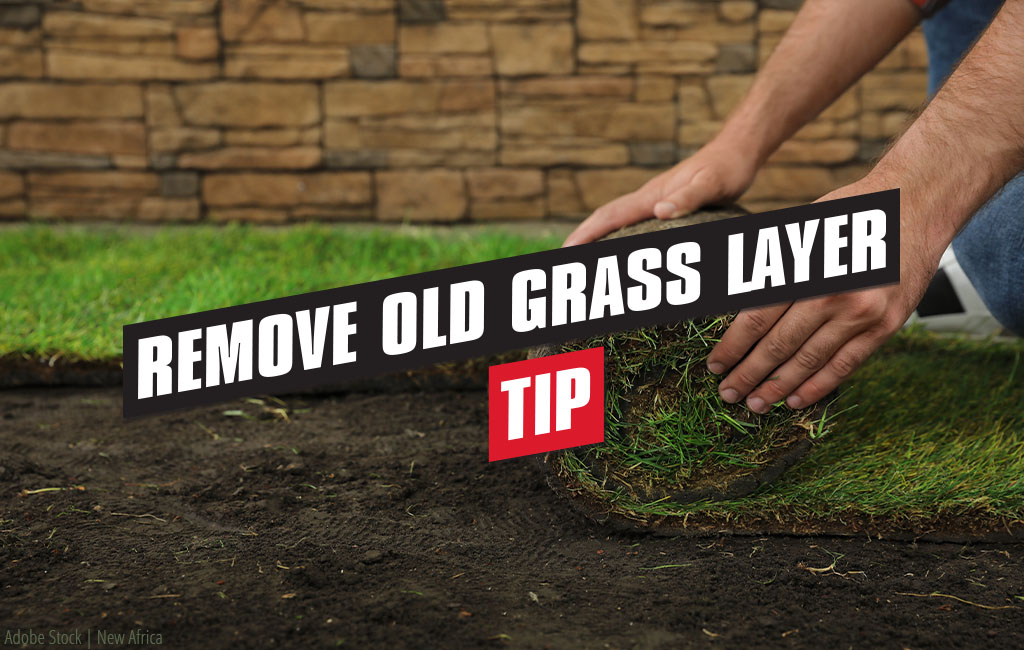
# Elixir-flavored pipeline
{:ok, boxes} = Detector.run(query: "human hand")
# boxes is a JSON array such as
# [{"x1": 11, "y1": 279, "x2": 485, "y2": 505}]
[
  {"x1": 562, "y1": 140, "x2": 758, "y2": 247},
  {"x1": 706, "y1": 176, "x2": 943, "y2": 413}
]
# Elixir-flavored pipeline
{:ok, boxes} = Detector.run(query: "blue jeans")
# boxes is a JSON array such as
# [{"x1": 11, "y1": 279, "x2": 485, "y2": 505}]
[{"x1": 924, "y1": 0, "x2": 1024, "y2": 335}]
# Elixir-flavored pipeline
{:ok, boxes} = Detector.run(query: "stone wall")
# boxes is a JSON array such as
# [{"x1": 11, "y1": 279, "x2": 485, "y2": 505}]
[{"x1": 0, "y1": 0, "x2": 928, "y2": 223}]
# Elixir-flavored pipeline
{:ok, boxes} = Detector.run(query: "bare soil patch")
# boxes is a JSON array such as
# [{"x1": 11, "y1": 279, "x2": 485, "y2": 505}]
[{"x1": 3, "y1": 387, "x2": 1023, "y2": 648}]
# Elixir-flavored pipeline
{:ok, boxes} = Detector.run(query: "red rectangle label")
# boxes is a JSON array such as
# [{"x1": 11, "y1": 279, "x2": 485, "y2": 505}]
[{"x1": 488, "y1": 347, "x2": 604, "y2": 462}]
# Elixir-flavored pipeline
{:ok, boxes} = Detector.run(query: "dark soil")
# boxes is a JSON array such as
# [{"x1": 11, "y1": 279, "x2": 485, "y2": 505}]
[{"x1": 3, "y1": 387, "x2": 1023, "y2": 649}]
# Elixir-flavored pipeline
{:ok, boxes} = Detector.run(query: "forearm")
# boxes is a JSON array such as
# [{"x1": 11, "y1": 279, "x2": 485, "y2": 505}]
[
  {"x1": 873, "y1": 0, "x2": 1024, "y2": 257},
  {"x1": 715, "y1": 0, "x2": 920, "y2": 165}
]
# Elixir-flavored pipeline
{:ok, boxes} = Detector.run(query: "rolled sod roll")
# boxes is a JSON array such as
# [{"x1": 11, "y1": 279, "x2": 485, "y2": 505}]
[{"x1": 534, "y1": 208, "x2": 829, "y2": 516}]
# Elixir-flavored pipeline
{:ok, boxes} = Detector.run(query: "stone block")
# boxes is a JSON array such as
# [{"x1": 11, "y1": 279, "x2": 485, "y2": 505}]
[
  {"x1": 82, "y1": 0, "x2": 219, "y2": 16},
  {"x1": 179, "y1": 146, "x2": 322, "y2": 169},
  {"x1": 27, "y1": 171, "x2": 159, "y2": 196},
  {"x1": 29, "y1": 197, "x2": 140, "y2": 220},
  {"x1": 138, "y1": 197, "x2": 201, "y2": 221},
  {"x1": 578, "y1": 40, "x2": 716, "y2": 66},
  {"x1": 0, "y1": 26, "x2": 40, "y2": 47},
  {"x1": 326, "y1": 113, "x2": 495, "y2": 155},
  {"x1": 203, "y1": 172, "x2": 372, "y2": 206},
  {"x1": 149, "y1": 152, "x2": 177, "y2": 170},
  {"x1": 42, "y1": 11, "x2": 173, "y2": 38},
  {"x1": 397, "y1": 0, "x2": 445, "y2": 23},
  {"x1": 860, "y1": 110, "x2": 911, "y2": 140},
  {"x1": 159, "y1": 172, "x2": 200, "y2": 197},
  {"x1": 8, "y1": 121, "x2": 146, "y2": 156},
  {"x1": 222, "y1": 0, "x2": 304, "y2": 42},
  {"x1": 716, "y1": 43, "x2": 756, "y2": 73},
  {"x1": 399, "y1": 23, "x2": 489, "y2": 53},
  {"x1": 635, "y1": 76, "x2": 674, "y2": 102},
  {"x1": 0, "y1": 151, "x2": 112, "y2": 169},
  {"x1": 144, "y1": 84, "x2": 180, "y2": 127},
  {"x1": 399, "y1": 54, "x2": 490, "y2": 77},
  {"x1": 290, "y1": 204, "x2": 374, "y2": 220},
  {"x1": 46, "y1": 38, "x2": 177, "y2": 58},
  {"x1": 719, "y1": 1, "x2": 756, "y2": 22},
  {"x1": 306, "y1": 12, "x2": 395, "y2": 43},
  {"x1": 113, "y1": 154, "x2": 149, "y2": 169},
  {"x1": 224, "y1": 128, "x2": 316, "y2": 147},
  {"x1": 0, "y1": 47, "x2": 43, "y2": 77},
  {"x1": 150, "y1": 127, "x2": 221, "y2": 152},
  {"x1": 744, "y1": 165, "x2": 834, "y2": 201},
  {"x1": 629, "y1": 141, "x2": 677, "y2": 166},
  {"x1": 0, "y1": 172, "x2": 24, "y2": 199},
  {"x1": 386, "y1": 149, "x2": 495, "y2": 167},
  {"x1": 677, "y1": 80, "x2": 712, "y2": 121},
  {"x1": 177, "y1": 82, "x2": 321, "y2": 127},
  {"x1": 325, "y1": 79, "x2": 493, "y2": 117},
  {"x1": 0, "y1": 4, "x2": 41, "y2": 28},
  {"x1": 906, "y1": 31, "x2": 928, "y2": 68},
  {"x1": 575, "y1": 167, "x2": 659, "y2": 210},
  {"x1": 640, "y1": 22, "x2": 756, "y2": 44},
  {"x1": 210, "y1": 207, "x2": 289, "y2": 223},
  {"x1": 640, "y1": 2, "x2": 716, "y2": 27},
  {"x1": 470, "y1": 198, "x2": 545, "y2": 220},
  {"x1": 758, "y1": 9, "x2": 795, "y2": 32},
  {"x1": 770, "y1": 139, "x2": 859, "y2": 164},
  {"x1": 0, "y1": 83, "x2": 143, "y2": 119},
  {"x1": 500, "y1": 143, "x2": 628, "y2": 167},
  {"x1": 466, "y1": 168, "x2": 543, "y2": 200},
  {"x1": 377, "y1": 169, "x2": 466, "y2": 221},
  {"x1": 0, "y1": 199, "x2": 26, "y2": 219},
  {"x1": 578, "y1": 0, "x2": 637, "y2": 40},
  {"x1": 501, "y1": 76, "x2": 633, "y2": 98},
  {"x1": 324, "y1": 149, "x2": 389, "y2": 168},
  {"x1": 677, "y1": 120, "x2": 722, "y2": 146},
  {"x1": 858, "y1": 140, "x2": 887, "y2": 163},
  {"x1": 860, "y1": 72, "x2": 928, "y2": 111},
  {"x1": 220, "y1": 0, "x2": 261, "y2": 40},
  {"x1": 500, "y1": 101, "x2": 673, "y2": 141},
  {"x1": 491, "y1": 22, "x2": 574, "y2": 76},
  {"x1": 47, "y1": 51, "x2": 219, "y2": 81},
  {"x1": 706, "y1": 74, "x2": 753, "y2": 118},
  {"x1": 351, "y1": 44, "x2": 397, "y2": 78},
  {"x1": 446, "y1": 0, "x2": 571, "y2": 21},
  {"x1": 820, "y1": 89, "x2": 859, "y2": 120},
  {"x1": 177, "y1": 26, "x2": 220, "y2": 60},
  {"x1": 224, "y1": 44, "x2": 350, "y2": 79},
  {"x1": 546, "y1": 169, "x2": 585, "y2": 217}
]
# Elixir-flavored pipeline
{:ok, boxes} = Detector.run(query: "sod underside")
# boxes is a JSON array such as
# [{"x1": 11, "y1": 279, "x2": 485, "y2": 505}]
[{"x1": 549, "y1": 330, "x2": 1024, "y2": 541}]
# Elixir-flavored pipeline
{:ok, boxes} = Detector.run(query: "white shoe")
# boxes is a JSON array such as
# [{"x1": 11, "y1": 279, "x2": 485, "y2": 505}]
[{"x1": 905, "y1": 246, "x2": 1006, "y2": 336}]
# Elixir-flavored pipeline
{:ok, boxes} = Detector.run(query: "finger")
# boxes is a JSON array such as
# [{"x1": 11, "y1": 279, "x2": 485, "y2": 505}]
[
  {"x1": 563, "y1": 186, "x2": 660, "y2": 247},
  {"x1": 744, "y1": 320, "x2": 868, "y2": 413},
  {"x1": 707, "y1": 304, "x2": 790, "y2": 375},
  {"x1": 716, "y1": 304, "x2": 830, "y2": 405},
  {"x1": 785, "y1": 334, "x2": 881, "y2": 409},
  {"x1": 652, "y1": 167, "x2": 716, "y2": 220}
]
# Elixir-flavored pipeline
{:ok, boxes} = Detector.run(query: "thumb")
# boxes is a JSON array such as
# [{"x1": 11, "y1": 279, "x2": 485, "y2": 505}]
[
  {"x1": 562, "y1": 185, "x2": 660, "y2": 247},
  {"x1": 652, "y1": 169, "x2": 720, "y2": 220}
]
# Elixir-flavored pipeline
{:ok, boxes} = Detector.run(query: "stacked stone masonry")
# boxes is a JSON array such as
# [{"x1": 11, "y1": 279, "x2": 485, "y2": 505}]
[{"x1": 0, "y1": 0, "x2": 929, "y2": 222}]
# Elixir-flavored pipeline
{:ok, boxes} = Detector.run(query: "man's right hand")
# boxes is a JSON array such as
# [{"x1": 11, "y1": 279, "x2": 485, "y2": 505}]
[{"x1": 562, "y1": 140, "x2": 758, "y2": 247}]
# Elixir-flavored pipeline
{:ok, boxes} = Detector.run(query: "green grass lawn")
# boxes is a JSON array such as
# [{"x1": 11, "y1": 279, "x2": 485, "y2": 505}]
[
  {"x1": 0, "y1": 224, "x2": 563, "y2": 360},
  {"x1": 556, "y1": 328, "x2": 1024, "y2": 529},
  {"x1": 3, "y1": 223, "x2": 1021, "y2": 531}
]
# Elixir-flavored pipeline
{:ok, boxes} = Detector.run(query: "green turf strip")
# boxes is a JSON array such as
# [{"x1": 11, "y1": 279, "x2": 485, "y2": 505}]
[
  {"x1": 0, "y1": 224, "x2": 562, "y2": 360},
  {"x1": 556, "y1": 329, "x2": 1024, "y2": 528},
  {"x1": 2, "y1": 224, "x2": 1022, "y2": 529}
]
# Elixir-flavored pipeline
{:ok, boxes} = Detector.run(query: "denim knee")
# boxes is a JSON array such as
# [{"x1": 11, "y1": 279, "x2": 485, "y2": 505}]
[{"x1": 952, "y1": 173, "x2": 1024, "y2": 336}]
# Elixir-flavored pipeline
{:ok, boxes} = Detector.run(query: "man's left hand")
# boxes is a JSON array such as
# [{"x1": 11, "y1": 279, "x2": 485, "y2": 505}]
[{"x1": 705, "y1": 178, "x2": 942, "y2": 412}]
